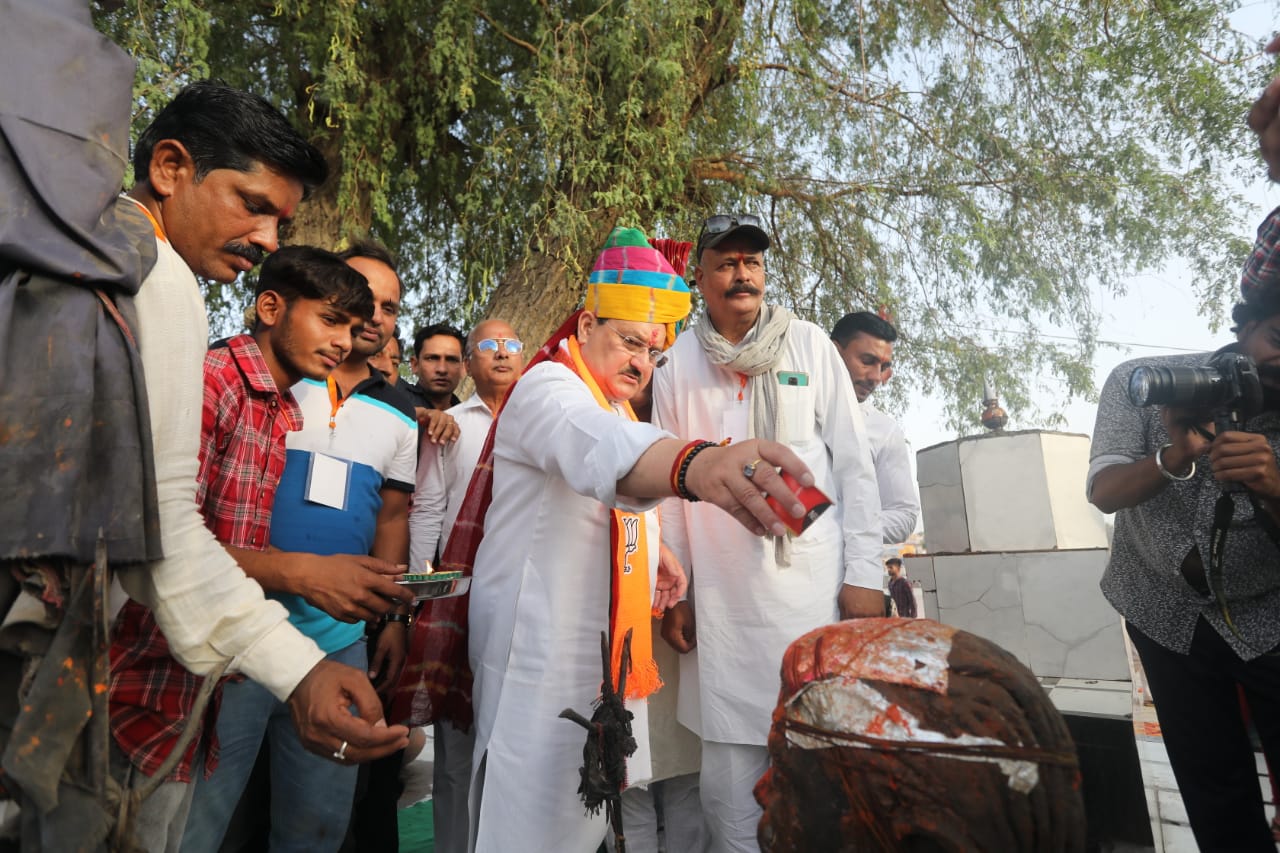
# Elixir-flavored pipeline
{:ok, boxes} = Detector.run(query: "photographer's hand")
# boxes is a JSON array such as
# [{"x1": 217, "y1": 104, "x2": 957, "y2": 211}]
[
  {"x1": 1160, "y1": 407, "x2": 1213, "y2": 472},
  {"x1": 1248, "y1": 36, "x2": 1280, "y2": 182},
  {"x1": 1207, "y1": 431, "x2": 1280, "y2": 499},
  {"x1": 1089, "y1": 407, "x2": 1210, "y2": 514}
]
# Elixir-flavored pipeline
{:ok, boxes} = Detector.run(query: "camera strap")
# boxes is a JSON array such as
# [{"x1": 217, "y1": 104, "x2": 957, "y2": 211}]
[
  {"x1": 1207, "y1": 493, "x2": 1240, "y2": 638},
  {"x1": 1207, "y1": 489, "x2": 1280, "y2": 654}
]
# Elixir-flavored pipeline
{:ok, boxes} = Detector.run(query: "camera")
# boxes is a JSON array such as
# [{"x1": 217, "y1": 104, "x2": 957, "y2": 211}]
[{"x1": 1127, "y1": 351, "x2": 1264, "y2": 430}]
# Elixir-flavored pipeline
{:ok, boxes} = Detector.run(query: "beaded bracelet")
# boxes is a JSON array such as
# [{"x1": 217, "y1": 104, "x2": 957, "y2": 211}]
[
  {"x1": 676, "y1": 440, "x2": 720, "y2": 502},
  {"x1": 669, "y1": 440, "x2": 705, "y2": 495}
]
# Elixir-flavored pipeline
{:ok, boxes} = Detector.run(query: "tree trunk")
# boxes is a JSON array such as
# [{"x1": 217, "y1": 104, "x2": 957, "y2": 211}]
[
  {"x1": 285, "y1": 127, "x2": 372, "y2": 253},
  {"x1": 482, "y1": 215, "x2": 618, "y2": 350}
]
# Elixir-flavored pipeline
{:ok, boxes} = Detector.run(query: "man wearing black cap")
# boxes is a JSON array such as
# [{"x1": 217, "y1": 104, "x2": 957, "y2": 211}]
[
  {"x1": 1087, "y1": 218, "x2": 1280, "y2": 848},
  {"x1": 652, "y1": 214, "x2": 884, "y2": 852}
]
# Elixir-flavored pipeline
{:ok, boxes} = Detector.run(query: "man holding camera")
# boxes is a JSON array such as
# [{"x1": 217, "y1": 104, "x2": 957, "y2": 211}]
[{"x1": 1087, "y1": 234, "x2": 1280, "y2": 850}]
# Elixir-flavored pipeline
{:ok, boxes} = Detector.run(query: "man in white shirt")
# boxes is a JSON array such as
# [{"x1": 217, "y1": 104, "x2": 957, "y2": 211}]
[
  {"x1": 653, "y1": 214, "x2": 883, "y2": 852},
  {"x1": 408, "y1": 318, "x2": 524, "y2": 853},
  {"x1": 830, "y1": 311, "x2": 920, "y2": 544},
  {"x1": 116, "y1": 81, "x2": 410, "y2": 843}
]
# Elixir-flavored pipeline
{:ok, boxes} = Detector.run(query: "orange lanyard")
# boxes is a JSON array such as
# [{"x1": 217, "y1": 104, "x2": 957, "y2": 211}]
[
  {"x1": 326, "y1": 376, "x2": 347, "y2": 431},
  {"x1": 122, "y1": 196, "x2": 167, "y2": 242},
  {"x1": 736, "y1": 373, "x2": 748, "y2": 402}
]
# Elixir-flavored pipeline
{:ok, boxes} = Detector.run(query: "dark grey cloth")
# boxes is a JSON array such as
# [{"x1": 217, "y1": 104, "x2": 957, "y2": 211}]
[
  {"x1": 0, "y1": 3, "x2": 162, "y2": 850},
  {"x1": 402, "y1": 381, "x2": 460, "y2": 411},
  {"x1": 0, "y1": 0, "x2": 161, "y2": 565},
  {"x1": 1090, "y1": 352, "x2": 1280, "y2": 660}
]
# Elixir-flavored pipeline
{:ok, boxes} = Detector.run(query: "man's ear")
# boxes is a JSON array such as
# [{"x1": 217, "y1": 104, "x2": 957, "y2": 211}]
[
  {"x1": 577, "y1": 311, "x2": 597, "y2": 343},
  {"x1": 146, "y1": 139, "x2": 196, "y2": 199},
  {"x1": 254, "y1": 290, "x2": 286, "y2": 330}
]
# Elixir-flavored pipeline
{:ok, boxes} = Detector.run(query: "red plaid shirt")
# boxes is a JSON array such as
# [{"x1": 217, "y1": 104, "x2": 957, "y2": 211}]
[{"x1": 109, "y1": 334, "x2": 301, "y2": 780}]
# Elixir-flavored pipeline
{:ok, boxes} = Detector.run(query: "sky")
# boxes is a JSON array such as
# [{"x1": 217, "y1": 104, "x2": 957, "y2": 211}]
[{"x1": 894, "y1": 5, "x2": 1280, "y2": 462}]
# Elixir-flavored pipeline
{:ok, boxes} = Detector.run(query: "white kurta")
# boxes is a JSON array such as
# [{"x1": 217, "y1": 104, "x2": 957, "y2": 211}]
[
  {"x1": 652, "y1": 317, "x2": 881, "y2": 746},
  {"x1": 409, "y1": 393, "x2": 495, "y2": 569},
  {"x1": 467, "y1": 361, "x2": 672, "y2": 853},
  {"x1": 860, "y1": 399, "x2": 920, "y2": 544}
]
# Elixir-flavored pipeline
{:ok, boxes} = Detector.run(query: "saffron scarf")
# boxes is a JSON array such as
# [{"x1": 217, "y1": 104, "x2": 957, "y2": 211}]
[
  {"x1": 550, "y1": 334, "x2": 662, "y2": 700},
  {"x1": 389, "y1": 310, "x2": 661, "y2": 728}
]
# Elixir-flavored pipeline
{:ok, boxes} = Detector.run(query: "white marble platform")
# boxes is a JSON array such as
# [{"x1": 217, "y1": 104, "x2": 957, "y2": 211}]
[
  {"x1": 907, "y1": 548, "x2": 1129, "y2": 681},
  {"x1": 916, "y1": 430, "x2": 1109, "y2": 554}
]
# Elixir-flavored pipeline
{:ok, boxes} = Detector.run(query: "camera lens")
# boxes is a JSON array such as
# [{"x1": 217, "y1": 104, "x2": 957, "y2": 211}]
[
  {"x1": 1126, "y1": 364, "x2": 1229, "y2": 409},
  {"x1": 1128, "y1": 368, "x2": 1155, "y2": 407}
]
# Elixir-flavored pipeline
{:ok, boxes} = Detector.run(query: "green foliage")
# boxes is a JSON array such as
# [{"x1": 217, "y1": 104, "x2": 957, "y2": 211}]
[{"x1": 95, "y1": 0, "x2": 1263, "y2": 431}]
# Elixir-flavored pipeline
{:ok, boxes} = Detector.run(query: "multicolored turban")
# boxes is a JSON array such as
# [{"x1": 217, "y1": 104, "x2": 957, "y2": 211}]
[
  {"x1": 1241, "y1": 205, "x2": 1280, "y2": 303},
  {"x1": 586, "y1": 227, "x2": 692, "y2": 349}
]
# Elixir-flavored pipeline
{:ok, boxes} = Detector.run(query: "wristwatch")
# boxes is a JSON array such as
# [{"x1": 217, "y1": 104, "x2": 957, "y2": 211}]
[{"x1": 383, "y1": 612, "x2": 412, "y2": 627}]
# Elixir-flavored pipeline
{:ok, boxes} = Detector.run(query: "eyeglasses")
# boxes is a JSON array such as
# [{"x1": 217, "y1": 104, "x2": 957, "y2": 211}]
[
  {"x1": 603, "y1": 323, "x2": 668, "y2": 368},
  {"x1": 696, "y1": 213, "x2": 764, "y2": 250},
  {"x1": 470, "y1": 337, "x2": 524, "y2": 356}
]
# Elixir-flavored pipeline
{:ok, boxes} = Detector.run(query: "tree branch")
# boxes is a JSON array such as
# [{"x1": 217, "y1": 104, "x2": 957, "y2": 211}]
[{"x1": 476, "y1": 8, "x2": 539, "y2": 56}]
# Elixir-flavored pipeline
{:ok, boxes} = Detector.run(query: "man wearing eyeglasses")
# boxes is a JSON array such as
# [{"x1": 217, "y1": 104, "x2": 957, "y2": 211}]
[
  {"x1": 652, "y1": 213, "x2": 883, "y2": 852},
  {"x1": 407, "y1": 318, "x2": 524, "y2": 853},
  {"x1": 391, "y1": 226, "x2": 819, "y2": 853}
]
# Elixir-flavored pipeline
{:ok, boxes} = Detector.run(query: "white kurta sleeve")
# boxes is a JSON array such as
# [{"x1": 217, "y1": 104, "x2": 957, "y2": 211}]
[
  {"x1": 870, "y1": 412, "x2": 920, "y2": 544},
  {"x1": 813, "y1": 336, "x2": 883, "y2": 589},
  {"x1": 410, "y1": 441, "x2": 448, "y2": 570},
  {"x1": 499, "y1": 364, "x2": 673, "y2": 510},
  {"x1": 121, "y1": 243, "x2": 324, "y2": 701},
  {"x1": 651, "y1": 367, "x2": 694, "y2": 591}
]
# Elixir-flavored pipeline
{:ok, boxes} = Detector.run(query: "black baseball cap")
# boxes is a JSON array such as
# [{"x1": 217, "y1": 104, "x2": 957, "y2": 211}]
[{"x1": 695, "y1": 213, "x2": 772, "y2": 257}]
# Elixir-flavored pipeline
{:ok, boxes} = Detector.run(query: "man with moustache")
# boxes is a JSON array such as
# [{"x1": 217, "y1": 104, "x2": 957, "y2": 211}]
[
  {"x1": 109, "y1": 247, "x2": 374, "y2": 850},
  {"x1": 1087, "y1": 215, "x2": 1280, "y2": 850},
  {"x1": 831, "y1": 311, "x2": 919, "y2": 544},
  {"x1": 0, "y1": 10, "x2": 407, "y2": 845},
  {"x1": 120, "y1": 86, "x2": 407, "y2": 770},
  {"x1": 179, "y1": 239, "x2": 418, "y2": 851},
  {"x1": 458, "y1": 227, "x2": 816, "y2": 853},
  {"x1": 408, "y1": 324, "x2": 468, "y2": 412},
  {"x1": 408, "y1": 318, "x2": 525, "y2": 853},
  {"x1": 652, "y1": 214, "x2": 883, "y2": 852}
]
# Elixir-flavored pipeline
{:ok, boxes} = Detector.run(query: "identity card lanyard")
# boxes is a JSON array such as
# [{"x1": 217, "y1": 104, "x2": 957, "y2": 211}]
[{"x1": 327, "y1": 375, "x2": 347, "y2": 433}]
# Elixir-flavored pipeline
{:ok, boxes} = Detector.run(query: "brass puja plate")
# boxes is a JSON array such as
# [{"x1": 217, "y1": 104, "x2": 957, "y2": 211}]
[{"x1": 395, "y1": 571, "x2": 470, "y2": 602}]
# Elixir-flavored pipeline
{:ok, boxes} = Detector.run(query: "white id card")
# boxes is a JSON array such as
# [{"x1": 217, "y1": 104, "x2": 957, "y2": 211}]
[{"x1": 305, "y1": 451, "x2": 351, "y2": 510}]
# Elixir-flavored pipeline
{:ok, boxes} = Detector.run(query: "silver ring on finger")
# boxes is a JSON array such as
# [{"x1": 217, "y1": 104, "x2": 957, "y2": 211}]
[{"x1": 333, "y1": 740, "x2": 349, "y2": 761}]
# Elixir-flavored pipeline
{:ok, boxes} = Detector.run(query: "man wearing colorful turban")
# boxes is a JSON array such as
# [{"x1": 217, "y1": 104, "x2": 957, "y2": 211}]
[{"x1": 402, "y1": 227, "x2": 818, "y2": 852}]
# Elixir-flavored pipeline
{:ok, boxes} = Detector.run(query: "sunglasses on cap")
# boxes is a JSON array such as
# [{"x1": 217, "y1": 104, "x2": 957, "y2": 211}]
[
  {"x1": 470, "y1": 337, "x2": 524, "y2": 355},
  {"x1": 696, "y1": 213, "x2": 769, "y2": 254}
]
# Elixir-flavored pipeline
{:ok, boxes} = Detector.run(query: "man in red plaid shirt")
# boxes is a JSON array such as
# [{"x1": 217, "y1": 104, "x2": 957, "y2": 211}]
[{"x1": 109, "y1": 246, "x2": 374, "y2": 848}]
